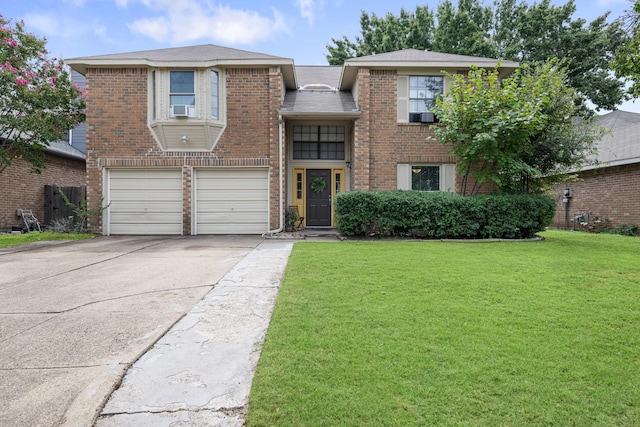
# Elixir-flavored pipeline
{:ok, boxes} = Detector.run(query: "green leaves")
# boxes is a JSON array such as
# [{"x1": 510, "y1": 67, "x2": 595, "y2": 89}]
[
  {"x1": 0, "y1": 14, "x2": 86, "y2": 174},
  {"x1": 432, "y1": 60, "x2": 603, "y2": 195},
  {"x1": 325, "y1": 0, "x2": 627, "y2": 110}
]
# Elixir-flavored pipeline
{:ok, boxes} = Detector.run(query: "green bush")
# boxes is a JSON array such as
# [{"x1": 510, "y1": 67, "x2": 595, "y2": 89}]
[{"x1": 335, "y1": 191, "x2": 556, "y2": 239}]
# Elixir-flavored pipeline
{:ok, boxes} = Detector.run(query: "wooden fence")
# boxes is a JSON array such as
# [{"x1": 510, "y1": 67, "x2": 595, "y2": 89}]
[{"x1": 44, "y1": 185, "x2": 86, "y2": 227}]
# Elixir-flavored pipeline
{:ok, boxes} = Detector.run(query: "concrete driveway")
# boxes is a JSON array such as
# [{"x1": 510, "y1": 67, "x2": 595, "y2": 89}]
[{"x1": 0, "y1": 235, "x2": 266, "y2": 427}]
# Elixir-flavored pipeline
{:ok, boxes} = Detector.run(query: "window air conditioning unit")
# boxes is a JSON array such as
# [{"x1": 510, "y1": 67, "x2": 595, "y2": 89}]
[
  {"x1": 170, "y1": 105, "x2": 191, "y2": 117},
  {"x1": 420, "y1": 112, "x2": 435, "y2": 123}
]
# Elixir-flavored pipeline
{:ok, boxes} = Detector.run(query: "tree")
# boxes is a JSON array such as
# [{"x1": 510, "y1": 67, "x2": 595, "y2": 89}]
[
  {"x1": 0, "y1": 14, "x2": 85, "y2": 174},
  {"x1": 431, "y1": 60, "x2": 603, "y2": 195},
  {"x1": 325, "y1": 6, "x2": 435, "y2": 65},
  {"x1": 433, "y1": 0, "x2": 496, "y2": 58},
  {"x1": 325, "y1": 0, "x2": 627, "y2": 111},
  {"x1": 611, "y1": 0, "x2": 640, "y2": 97}
]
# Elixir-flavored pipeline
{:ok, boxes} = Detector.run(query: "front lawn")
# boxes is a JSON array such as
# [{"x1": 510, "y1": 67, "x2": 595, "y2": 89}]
[
  {"x1": 0, "y1": 231, "x2": 95, "y2": 248},
  {"x1": 247, "y1": 230, "x2": 640, "y2": 426}
]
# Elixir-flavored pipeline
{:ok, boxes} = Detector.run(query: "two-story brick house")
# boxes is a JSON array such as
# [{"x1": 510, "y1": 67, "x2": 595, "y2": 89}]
[{"x1": 66, "y1": 45, "x2": 517, "y2": 235}]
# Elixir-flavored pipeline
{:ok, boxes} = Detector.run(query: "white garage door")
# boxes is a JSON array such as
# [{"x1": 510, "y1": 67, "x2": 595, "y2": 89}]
[
  {"x1": 108, "y1": 169, "x2": 182, "y2": 235},
  {"x1": 195, "y1": 168, "x2": 269, "y2": 234}
]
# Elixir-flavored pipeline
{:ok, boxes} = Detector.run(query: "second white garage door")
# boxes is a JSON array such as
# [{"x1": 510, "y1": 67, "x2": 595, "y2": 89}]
[{"x1": 194, "y1": 168, "x2": 269, "y2": 234}]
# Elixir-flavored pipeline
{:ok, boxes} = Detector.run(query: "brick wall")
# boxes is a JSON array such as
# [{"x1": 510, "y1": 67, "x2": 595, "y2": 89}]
[
  {"x1": 0, "y1": 154, "x2": 85, "y2": 230},
  {"x1": 356, "y1": 68, "x2": 484, "y2": 194},
  {"x1": 551, "y1": 162, "x2": 640, "y2": 229},
  {"x1": 84, "y1": 66, "x2": 281, "y2": 234}
]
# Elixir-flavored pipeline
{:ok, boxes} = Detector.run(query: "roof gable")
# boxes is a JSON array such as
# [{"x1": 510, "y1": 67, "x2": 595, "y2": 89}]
[
  {"x1": 339, "y1": 49, "x2": 519, "y2": 89},
  {"x1": 66, "y1": 44, "x2": 297, "y2": 88}
]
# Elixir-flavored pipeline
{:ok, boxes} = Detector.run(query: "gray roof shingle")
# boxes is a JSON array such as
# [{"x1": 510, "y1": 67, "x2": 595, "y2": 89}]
[
  {"x1": 68, "y1": 44, "x2": 290, "y2": 62},
  {"x1": 592, "y1": 110, "x2": 640, "y2": 166}
]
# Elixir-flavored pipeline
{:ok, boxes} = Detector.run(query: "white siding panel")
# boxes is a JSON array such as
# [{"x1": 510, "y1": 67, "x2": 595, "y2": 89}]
[
  {"x1": 195, "y1": 168, "x2": 268, "y2": 235},
  {"x1": 108, "y1": 169, "x2": 182, "y2": 235}
]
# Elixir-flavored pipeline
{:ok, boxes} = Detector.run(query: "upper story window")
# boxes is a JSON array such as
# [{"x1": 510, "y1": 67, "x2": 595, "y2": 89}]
[
  {"x1": 408, "y1": 76, "x2": 443, "y2": 123},
  {"x1": 211, "y1": 70, "x2": 219, "y2": 120},
  {"x1": 170, "y1": 71, "x2": 195, "y2": 106},
  {"x1": 293, "y1": 125, "x2": 345, "y2": 160}
]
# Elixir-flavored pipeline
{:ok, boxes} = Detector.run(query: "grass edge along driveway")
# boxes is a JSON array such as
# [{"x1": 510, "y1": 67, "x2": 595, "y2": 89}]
[{"x1": 247, "y1": 230, "x2": 639, "y2": 426}]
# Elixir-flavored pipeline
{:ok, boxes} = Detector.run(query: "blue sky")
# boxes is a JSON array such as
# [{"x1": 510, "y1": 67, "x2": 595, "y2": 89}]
[{"x1": 2, "y1": 0, "x2": 639, "y2": 112}]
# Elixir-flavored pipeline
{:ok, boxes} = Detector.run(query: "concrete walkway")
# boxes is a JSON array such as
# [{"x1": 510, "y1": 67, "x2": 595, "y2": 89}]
[{"x1": 95, "y1": 241, "x2": 294, "y2": 426}]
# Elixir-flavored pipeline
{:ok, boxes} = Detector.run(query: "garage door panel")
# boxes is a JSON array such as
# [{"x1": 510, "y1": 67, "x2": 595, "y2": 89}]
[
  {"x1": 197, "y1": 179, "x2": 268, "y2": 190},
  {"x1": 196, "y1": 190, "x2": 265, "y2": 201},
  {"x1": 110, "y1": 212, "x2": 182, "y2": 223},
  {"x1": 109, "y1": 191, "x2": 182, "y2": 202},
  {"x1": 109, "y1": 223, "x2": 182, "y2": 235},
  {"x1": 197, "y1": 200, "x2": 268, "y2": 211},
  {"x1": 195, "y1": 168, "x2": 268, "y2": 235},
  {"x1": 108, "y1": 169, "x2": 182, "y2": 235}
]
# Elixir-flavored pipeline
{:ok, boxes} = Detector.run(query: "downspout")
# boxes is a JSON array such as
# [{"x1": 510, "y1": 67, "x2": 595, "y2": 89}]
[{"x1": 265, "y1": 114, "x2": 284, "y2": 235}]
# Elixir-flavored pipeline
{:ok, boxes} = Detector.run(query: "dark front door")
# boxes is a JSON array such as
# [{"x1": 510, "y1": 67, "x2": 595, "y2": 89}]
[{"x1": 306, "y1": 169, "x2": 332, "y2": 226}]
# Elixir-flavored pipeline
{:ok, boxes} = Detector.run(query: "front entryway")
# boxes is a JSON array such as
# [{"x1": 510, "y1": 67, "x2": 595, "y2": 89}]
[{"x1": 306, "y1": 169, "x2": 332, "y2": 226}]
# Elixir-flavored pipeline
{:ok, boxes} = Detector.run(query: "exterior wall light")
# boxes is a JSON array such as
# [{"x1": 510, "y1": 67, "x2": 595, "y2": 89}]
[{"x1": 180, "y1": 135, "x2": 189, "y2": 143}]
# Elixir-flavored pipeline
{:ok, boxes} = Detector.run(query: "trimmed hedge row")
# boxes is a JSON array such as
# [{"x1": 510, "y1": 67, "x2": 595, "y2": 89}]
[{"x1": 334, "y1": 191, "x2": 556, "y2": 239}]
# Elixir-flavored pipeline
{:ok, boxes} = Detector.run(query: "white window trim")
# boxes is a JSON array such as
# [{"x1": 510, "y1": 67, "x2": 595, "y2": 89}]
[
  {"x1": 397, "y1": 163, "x2": 456, "y2": 192},
  {"x1": 148, "y1": 68, "x2": 225, "y2": 122},
  {"x1": 397, "y1": 74, "x2": 449, "y2": 124}
]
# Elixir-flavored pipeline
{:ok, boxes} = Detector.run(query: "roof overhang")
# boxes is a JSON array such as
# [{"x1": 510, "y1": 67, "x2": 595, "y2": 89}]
[
  {"x1": 339, "y1": 59, "x2": 519, "y2": 90},
  {"x1": 579, "y1": 156, "x2": 640, "y2": 172},
  {"x1": 66, "y1": 58, "x2": 297, "y2": 89},
  {"x1": 279, "y1": 111, "x2": 361, "y2": 119}
]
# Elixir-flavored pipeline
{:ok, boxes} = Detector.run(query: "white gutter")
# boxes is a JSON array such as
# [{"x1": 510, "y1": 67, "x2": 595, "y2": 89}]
[{"x1": 265, "y1": 114, "x2": 284, "y2": 235}]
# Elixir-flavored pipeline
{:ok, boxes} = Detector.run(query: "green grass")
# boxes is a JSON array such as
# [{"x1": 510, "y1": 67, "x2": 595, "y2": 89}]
[
  {"x1": 247, "y1": 230, "x2": 640, "y2": 426},
  {"x1": 0, "y1": 231, "x2": 95, "y2": 248}
]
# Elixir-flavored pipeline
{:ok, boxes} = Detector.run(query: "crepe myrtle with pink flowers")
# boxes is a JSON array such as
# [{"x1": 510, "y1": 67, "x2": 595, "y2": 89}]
[{"x1": 0, "y1": 14, "x2": 85, "y2": 174}]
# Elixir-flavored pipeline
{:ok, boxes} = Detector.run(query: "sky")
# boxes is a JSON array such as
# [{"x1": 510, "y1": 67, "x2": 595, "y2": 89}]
[{"x1": 2, "y1": 0, "x2": 639, "y2": 112}]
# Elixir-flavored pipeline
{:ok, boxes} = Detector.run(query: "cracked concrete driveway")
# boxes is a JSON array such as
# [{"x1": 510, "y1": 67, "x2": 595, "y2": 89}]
[{"x1": 0, "y1": 235, "x2": 264, "y2": 427}]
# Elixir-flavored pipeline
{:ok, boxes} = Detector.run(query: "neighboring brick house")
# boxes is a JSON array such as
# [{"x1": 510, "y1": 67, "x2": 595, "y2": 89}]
[
  {"x1": 0, "y1": 70, "x2": 87, "y2": 231},
  {"x1": 0, "y1": 141, "x2": 85, "y2": 231},
  {"x1": 552, "y1": 110, "x2": 640, "y2": 230},
  {"x1": 66, "y1": 45, "x2": 517, "y2": 235}
]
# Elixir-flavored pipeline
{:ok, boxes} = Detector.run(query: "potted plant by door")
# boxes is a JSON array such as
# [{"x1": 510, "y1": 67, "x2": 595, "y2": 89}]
[{"x1": 285, "y1": 208, "x2": 300, "y2": 232}]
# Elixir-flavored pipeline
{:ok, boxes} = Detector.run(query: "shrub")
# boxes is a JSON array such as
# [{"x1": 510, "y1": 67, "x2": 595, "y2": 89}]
[{"x1": 335, "y1": 191, "x2": 555, "y2": 239}]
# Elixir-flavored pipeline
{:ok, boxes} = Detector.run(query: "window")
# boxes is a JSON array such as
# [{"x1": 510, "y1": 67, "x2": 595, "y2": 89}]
[
  {"x1": 293, "y1": 125, "x2": 345, "y2": 160},
  {"x1": 211, "y1": 70, "x2": 219, "y2": 119},
  {"x1": 397, "y1": 164, "x2": 456, "y2": 192},
  {"x1": 409, "y1": 76, "x2": 443, "y2": 123},
  {"x1": 412, "y1": 166, "x2": 440, "y2": 191},
  {"x1": 170, "y1": 71, "x2": 195, "y2": 106}
]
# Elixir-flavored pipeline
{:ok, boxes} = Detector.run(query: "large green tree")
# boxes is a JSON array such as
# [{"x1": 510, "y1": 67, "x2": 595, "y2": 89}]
[
  {"x1": 433, "y1": 0, "x2": 495, "y2": 57},
  {"x1": 326, "y1": 6, "x2": 435, "y2": 64},
  {"x1": 0, "y1": 14, "x2": 85, "y2": 174},
  {"x1": 326, "y1": 0, "x2": 628, "y2": 111},
  {"x1": 431, "y1": 61, "x2": 603, "y2": 195},
  {"x1": 611, "y1": 0, "x2": 640, "y2": 97}
]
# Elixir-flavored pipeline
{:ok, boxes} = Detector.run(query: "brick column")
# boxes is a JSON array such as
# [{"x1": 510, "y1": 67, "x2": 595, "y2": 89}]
[
  {"x1": 182, "y1": 165, "x2": 192, "y2": 235},
  {"x1": 353, "y1": 68, "x2": 370, "y2": 191},
  {"x1": 269, "y1": 66, "x2": 284, "y2": 230}
]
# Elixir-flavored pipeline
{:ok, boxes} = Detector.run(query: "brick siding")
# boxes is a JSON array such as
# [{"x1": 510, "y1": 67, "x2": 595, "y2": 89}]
[
  {"x1": 355, "y1": 68, "x2": 483, "y2": 194},
  {"x1": 84, "y1": 66, "x2": 282, "y2": 234},
  {"x1": 0, "y1": 154, "x2": 85, "y2": 230},
  {"x1": 551, "y1": 163, "x2": 640, "y2": 229}
]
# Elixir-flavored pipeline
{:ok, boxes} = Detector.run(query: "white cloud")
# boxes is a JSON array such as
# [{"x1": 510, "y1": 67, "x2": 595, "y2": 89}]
[
  {"x1": 294, "y1": 0, "x2": 316, "y2": 24},
  {"x1": 126, "y1": 0, "x2": 290, "y2": 45},
  {"x1": 63, "y1": 0, "x2": 87, "y2": 6},
  {"x1": 596, "y1": 0, "x2": 627, "y2": 6},
  {"x1": 23, "y1": 12, "x2": 63, "y2": 38}
]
